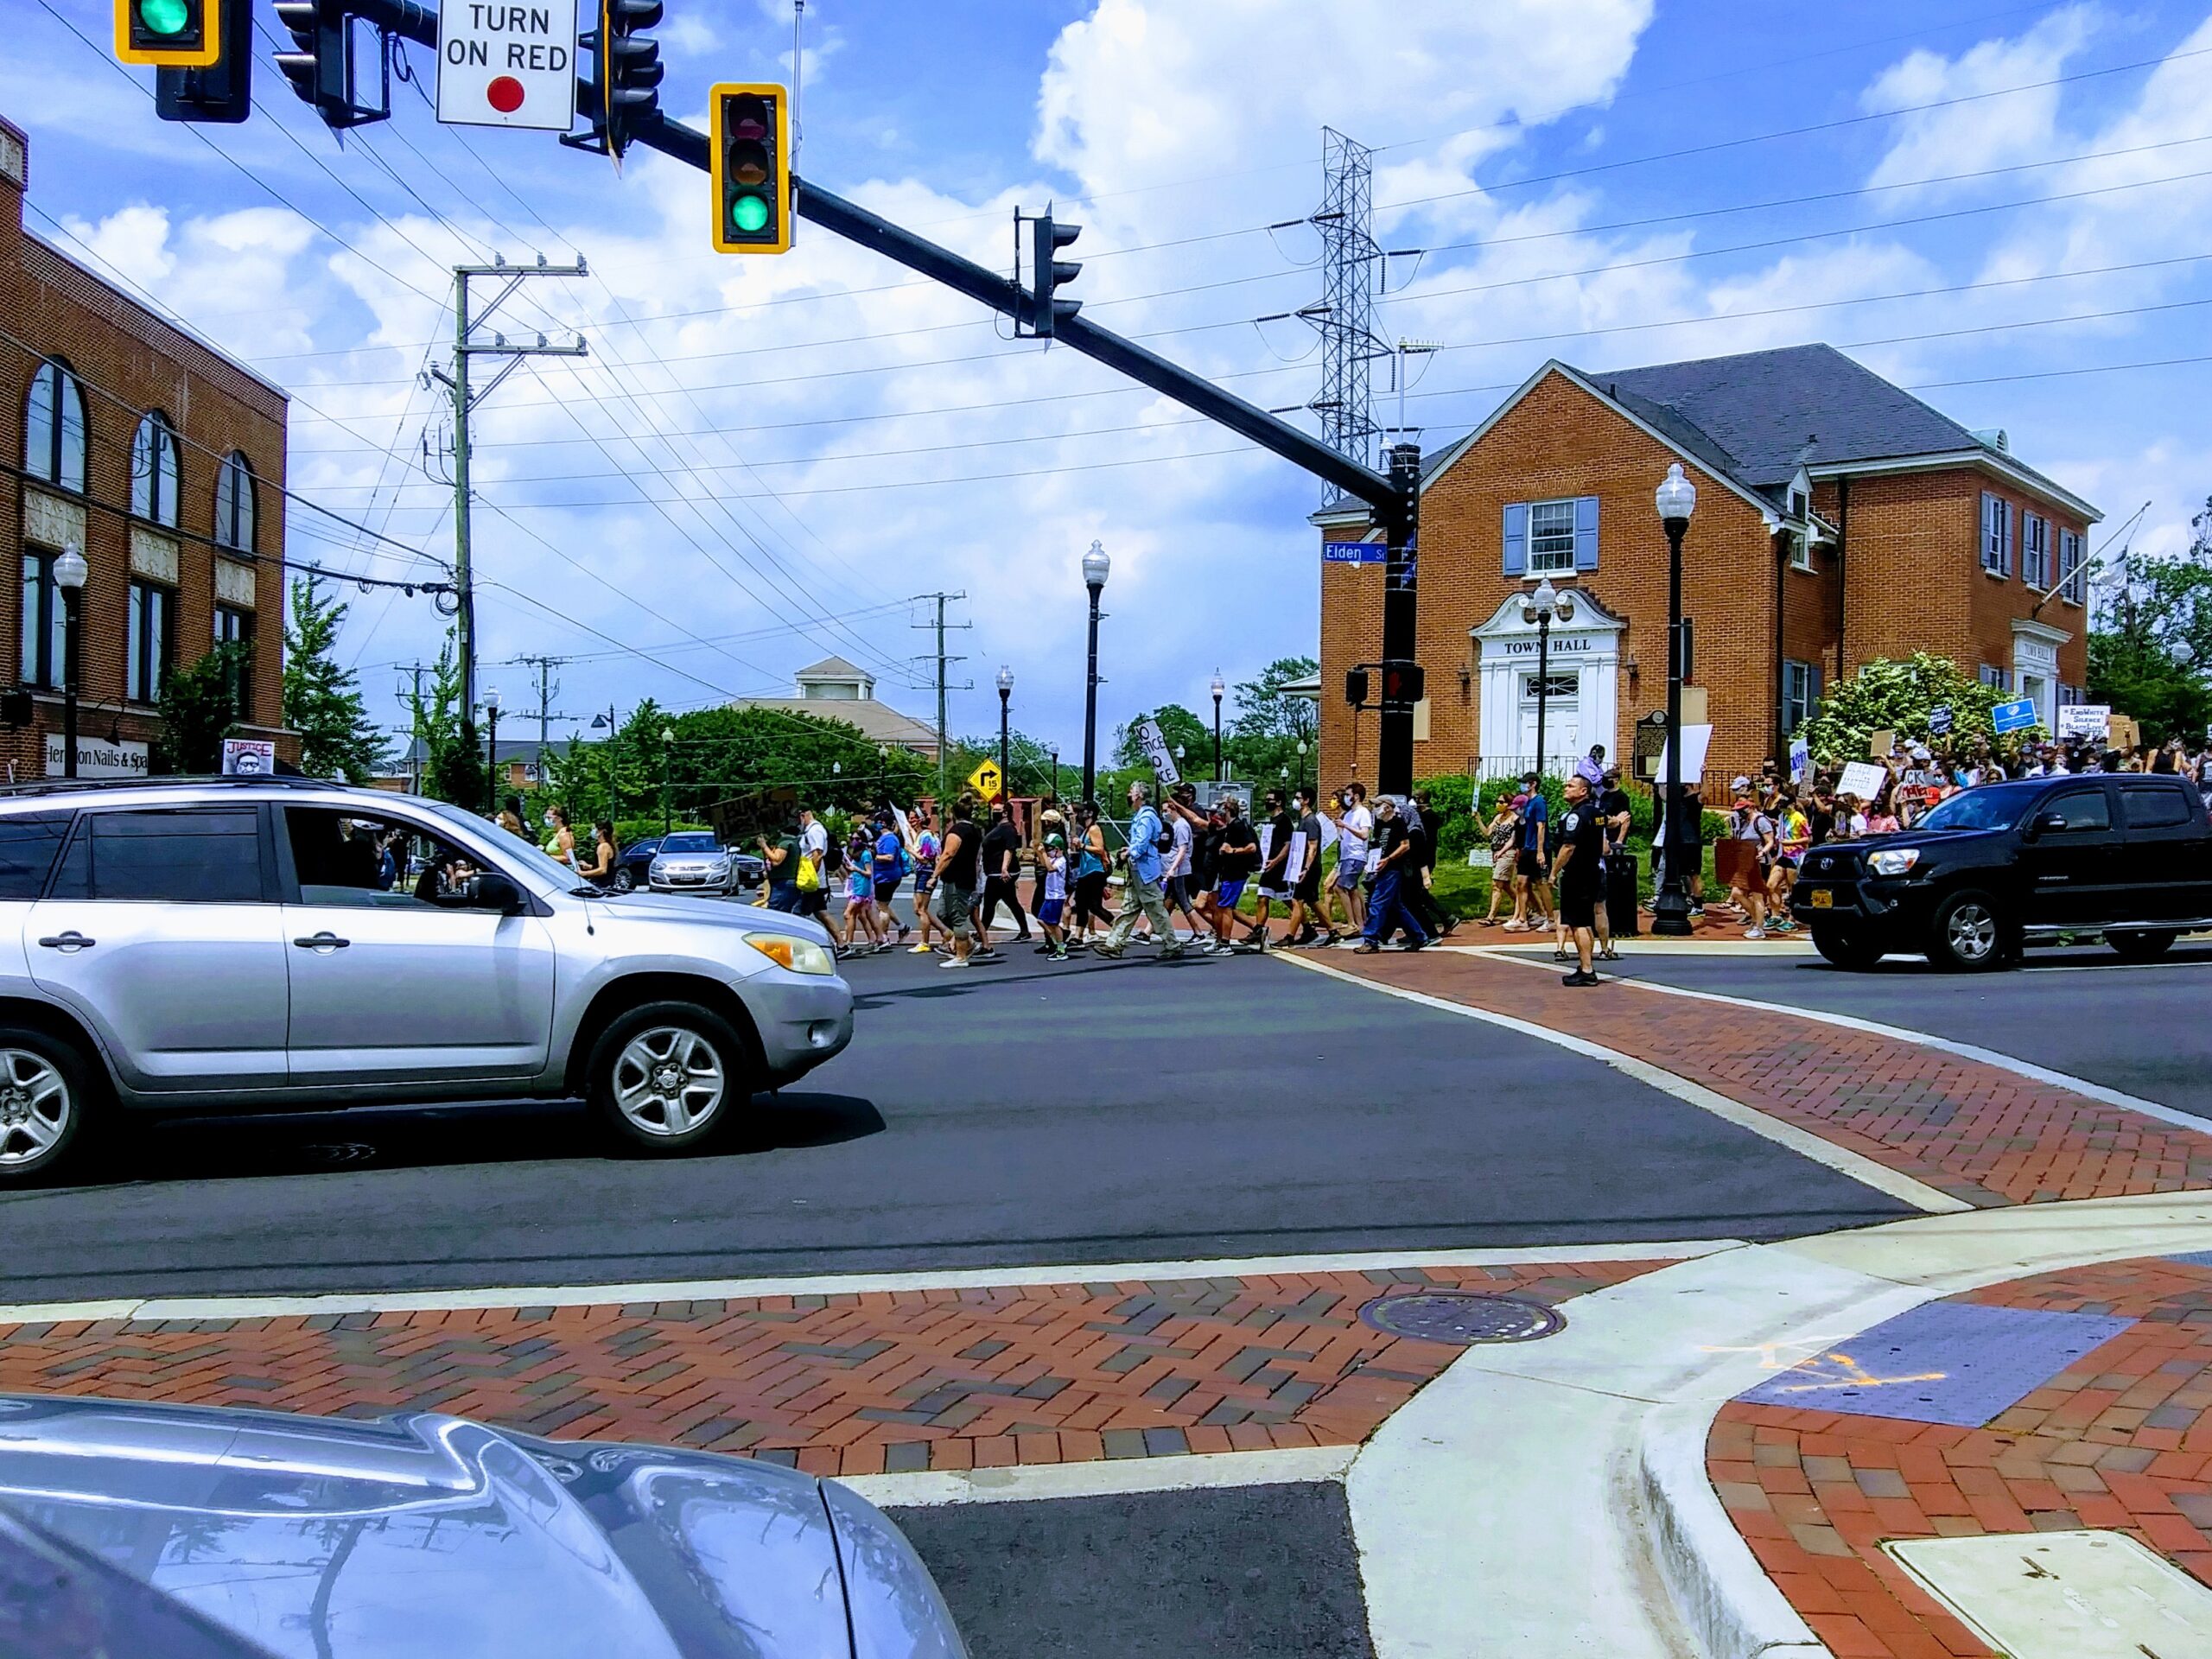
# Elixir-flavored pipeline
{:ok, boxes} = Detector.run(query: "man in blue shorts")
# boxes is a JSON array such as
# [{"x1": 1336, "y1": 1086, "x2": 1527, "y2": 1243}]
[{"x1": 1211, "y1": 795, "x2": 1260, "y2": 951}]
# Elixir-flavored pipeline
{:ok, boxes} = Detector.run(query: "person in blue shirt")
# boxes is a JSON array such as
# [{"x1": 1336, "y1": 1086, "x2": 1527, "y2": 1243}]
[
  {"x1": 870, "y1": 817, "x2": 912, "y2": 946},
  {"x1": 1507, "y1": 770, "x2": 1554, "y2": 931},
  {"x1": 1093, "y1": 780, "x2": 1184, "y2": 960}
]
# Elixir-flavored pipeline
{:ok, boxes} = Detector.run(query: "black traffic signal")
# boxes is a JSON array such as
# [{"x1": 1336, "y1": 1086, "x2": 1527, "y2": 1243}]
[
  {"x1": 597, "y1": 0, "x2": 664, "y2": 160},
  {"x1": 1345, "y1": 668, "x2": 1370, "y2": 708},
  {"x1": 0, "y1": 690, "x2": 31, "y2": 729},
  {"x1": 1032, "y1": 212, "x2": 1083, "y2": 338},
  {"x1": 272, "y1": 0, "x2": 373, "y2": 130},
  {"x1": 156, "y1": 0, "x2": 251, "y2": 122},
  {"x1": 116, "y1": 0, "x2": 218, "y2": 67},
  {"x1": 1380, "y1": 662, "x2": 1426, "y2": 706},
  {"x1": 710, "y1": 85, "x2": 790, "y2": 253}
]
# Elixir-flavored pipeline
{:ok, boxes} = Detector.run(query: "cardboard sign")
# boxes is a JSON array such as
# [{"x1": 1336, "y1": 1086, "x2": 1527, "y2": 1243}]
[
  {"x1": 1133, "y1": 716, "x2": 1181, "y2": 787},
  {"x1": 1903, "y1": 769, "x2": 1945, "y2": 788},
  {"x1": 2109, "y1": 715, "x2": 2141, "y2": 752},
  {"x1": 1836, "y1": 760, "x2": 1887, "y2": 804},
  {"x1": 1868, "y1": 729, "x2": 1896, "y2": 759},
  {"x1": 1651, "y1": 723, "x2": 1713, "y2": 782},
  {"x1": 2056, "y1": 703, "x2": 2110, "y2": 741}
]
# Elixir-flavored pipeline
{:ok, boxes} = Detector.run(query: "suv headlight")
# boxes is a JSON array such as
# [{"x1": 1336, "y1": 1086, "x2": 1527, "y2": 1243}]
[
  {"x1": 741, "y1": 931, "x2": 836, "y2": 976},
  {"x1": 1866, "y1": 849, "x2": 1920, "y2": 877}
]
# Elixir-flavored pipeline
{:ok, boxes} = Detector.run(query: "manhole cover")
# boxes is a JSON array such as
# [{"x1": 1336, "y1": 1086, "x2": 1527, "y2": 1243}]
[{"x1": 1357, "y1": 1291, "x2": 1564, "y2": 1344}]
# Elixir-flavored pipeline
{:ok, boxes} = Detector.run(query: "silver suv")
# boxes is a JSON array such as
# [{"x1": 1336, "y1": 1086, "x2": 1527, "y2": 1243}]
[{"x1": 0, "y1": 778, "x2": 854, "y2": 1184}]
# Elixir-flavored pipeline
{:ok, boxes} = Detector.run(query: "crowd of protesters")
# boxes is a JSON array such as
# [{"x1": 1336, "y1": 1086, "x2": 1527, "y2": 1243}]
[{"x1": 520, "y1": 724, "x2": 2212, "y2": 976}]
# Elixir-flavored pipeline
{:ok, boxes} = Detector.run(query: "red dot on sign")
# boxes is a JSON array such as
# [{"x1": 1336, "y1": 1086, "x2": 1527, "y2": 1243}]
[{"x1": 486, "y1": 76, "x2": 525, "y2": 113}]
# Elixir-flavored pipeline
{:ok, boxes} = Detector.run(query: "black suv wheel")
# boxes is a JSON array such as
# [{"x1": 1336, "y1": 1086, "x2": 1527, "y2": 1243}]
[
  {"x1": 589, "y1": 1001, "x2": 753, "y2": 1154},
  {"x1": 2108, "y1": 929, "x2": 2177, "y2": 963},
  {"x1": 1811, "y1": 925, "x2": 1883, "y2": 970},
  {"x1": 1929, "y1": 889, "x2": 2010, "y2": 972}
]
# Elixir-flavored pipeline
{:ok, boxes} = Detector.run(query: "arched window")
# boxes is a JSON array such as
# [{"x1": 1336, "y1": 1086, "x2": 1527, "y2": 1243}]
[
  {"x1": 130, "y1": 411, "x2": 181, "y2": 528},
  {"x1": 22, "y1": 359, "x2": 87, "y2": 493},
  {"x1": 213, "y1": 452, "x2": 255, "y2": 552}
]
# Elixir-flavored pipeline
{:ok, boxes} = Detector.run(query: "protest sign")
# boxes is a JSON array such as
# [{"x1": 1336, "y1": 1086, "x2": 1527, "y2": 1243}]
[
  {"x1": 1651, "y1": 723, "x2": 1713, "y2": 782},
  {"x1": 1836, "y1": 760, "x2": 1886, "y2": 804},
  {"x1": 1868, "y1": 729, "x2": 1895, "y2": 759},
  {"x1": 2057, "y1": 703, "x2": 2110, "y2": 741}
]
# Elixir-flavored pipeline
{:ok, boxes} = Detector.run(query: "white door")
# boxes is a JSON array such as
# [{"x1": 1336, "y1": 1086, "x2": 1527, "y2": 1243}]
[{"x1": 1519, "y1": 671, "x2": 1580, "y2": 773}]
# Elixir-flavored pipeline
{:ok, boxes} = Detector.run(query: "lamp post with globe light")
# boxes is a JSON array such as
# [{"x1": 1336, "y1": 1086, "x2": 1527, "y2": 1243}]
[
  {"x1": 996, "y1": 665, "x2": 1014, "y2": 808},
  {"x1": 661, "y1": 725, "x2": 677, "y2": 834},
  {"x1": 1080, "y1": 541, "x2": 1109, "y2": 806},
  {"x1": 1210, "y1": 670, "x2": 1225, "y2": 783},
  {"x1": 1652, "y1": 462, "x2": 1699, "y2": 937},
  {"x1": 54, "y1": 543, "x2": 86, "y2": 779},
  {"x1": 1523, "y1": 579, "x2": 1560, "y2": 777},
  {"x1": 482, "y1": 686, "x2": 501, "y2": 816}
]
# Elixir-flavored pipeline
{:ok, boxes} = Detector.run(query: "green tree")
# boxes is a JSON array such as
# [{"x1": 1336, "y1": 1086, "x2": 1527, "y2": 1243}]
[
  {"x1": 406, "y1": 638, "x2": 486, "y2": 808},
  {"x1": 282, "y1": 575, "x2": 387, "y2": 783},
  {"x1": 152, "y1": 645, "x2": 249, "y2": 773},
  {"x1": 1796, "y1": 652, "x2": 2012, "y2": 763},
  {"x1": 1224, "y1": 656, "x2": 1319, "y2": 784},
  {"x1": 2086, "y1": 500, "x2": 2212, "y2": 744}
]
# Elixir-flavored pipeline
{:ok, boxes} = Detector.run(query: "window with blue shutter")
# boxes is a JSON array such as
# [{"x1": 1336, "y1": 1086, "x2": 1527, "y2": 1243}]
[
  {"x1": 1980, "y1": 493, "x2": 2007, "y2": 575},
  {"x1": 2021, "y1": 513, "x2": 2049, "y2": 588},
  {"x1": 1503, "y1": 503, "x2": 1529, "y2": 576},
  {"x1": 1573, "y1": 495, "x2": 1599, "y2": 572}
]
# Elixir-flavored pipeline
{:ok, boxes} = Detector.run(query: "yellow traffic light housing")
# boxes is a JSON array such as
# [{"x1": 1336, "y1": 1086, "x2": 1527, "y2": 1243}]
[
  {"x1": 710, "y1": 83, "x2": 791, "y2": 254},
  {"x1": 116, "y1": 0, "x2": 220, "y2": 68}
]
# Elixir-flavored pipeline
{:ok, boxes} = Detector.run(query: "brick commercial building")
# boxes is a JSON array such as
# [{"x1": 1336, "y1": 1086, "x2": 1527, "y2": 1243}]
[
  {"x1": 1316, "y1": 343, "x2": 2098, "y2": 791},
  {"x1": 0, "y1": 114, "x2": 289, "y2": 781}
]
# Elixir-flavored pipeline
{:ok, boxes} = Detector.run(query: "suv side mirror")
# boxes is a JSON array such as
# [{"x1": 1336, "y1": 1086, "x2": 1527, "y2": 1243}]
[
  {"x1": 2032, "y1": 811, "x2": 2069, "y2": 837},
  {"x1": 467, "y1": 872, "x2": 525, "y2": 913}
]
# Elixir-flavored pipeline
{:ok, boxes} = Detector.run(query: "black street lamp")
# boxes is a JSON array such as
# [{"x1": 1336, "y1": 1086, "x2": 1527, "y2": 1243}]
[
  {"x1": 1653, "y1": 462, "x2": 1699, "y2": 937},
  {"x1": 995, "y1": 664, "x2": 1014, "y2": 806},
  {"x1": 482, "y1": 686, "x2": 501, "y2": 816},
  {"x1": 1210, "y1": 669, "x2": 1225, "y2": 783},
  {"x1": 1080, "y1": 540, "x2": 1109, "y2": 806},
  {"x1": 1524, "y1": 578, "x2": 1559, "y2": 779},
  {"x1": 53, "y1": 543, "x2": 86, "y2": 780},
  {"x1": 660, "y1": 724, "x2": 676, "y2": 834}
]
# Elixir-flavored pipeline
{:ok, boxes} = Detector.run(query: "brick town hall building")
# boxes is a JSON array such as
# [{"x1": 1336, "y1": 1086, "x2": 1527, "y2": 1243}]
[{"x1": 1316, "y1": 344, "x2": 2099, "y2": 791}]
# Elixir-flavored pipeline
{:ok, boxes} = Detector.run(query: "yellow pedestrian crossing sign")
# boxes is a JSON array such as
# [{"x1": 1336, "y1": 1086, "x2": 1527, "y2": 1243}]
[{"x1": 968, "y1": 760, "x2": 1004, "y2": 800}]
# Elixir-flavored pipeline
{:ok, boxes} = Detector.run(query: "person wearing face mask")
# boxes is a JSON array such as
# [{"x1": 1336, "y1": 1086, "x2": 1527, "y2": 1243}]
[{"x1": 543, "y1": 804, "x2": 576, "y2": 870}]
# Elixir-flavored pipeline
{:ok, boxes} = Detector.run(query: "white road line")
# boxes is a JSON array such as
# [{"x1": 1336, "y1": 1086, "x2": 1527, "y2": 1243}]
[
  {"x1": 1272, "y1": 951, "x2": 1968, "y2": 1216},
  {"x1": 844, "y1": 1444, "x2": 1357, "y2": 1509},
  {"x1": 0, "y1": 1239, "x2": 1746, "y2": 1330},
  {"x1": 1477, "y1": 950, "x2": 2212, "y2": 1135}
]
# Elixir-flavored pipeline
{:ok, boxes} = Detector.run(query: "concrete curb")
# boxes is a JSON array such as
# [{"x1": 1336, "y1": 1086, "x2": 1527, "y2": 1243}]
[{"x1": 1639, "y1": 1401, "x2": 1834, "y2": 1659}]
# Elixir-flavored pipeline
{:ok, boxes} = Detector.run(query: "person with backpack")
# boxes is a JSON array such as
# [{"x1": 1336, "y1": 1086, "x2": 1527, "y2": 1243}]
[
  {"x1": 871, "y1": 811, "x2": 913, "y2": 949},
  {"x1": 1093, "y1": 780, "x2": 1184, "y2": 960},
  {"x1": 1068, "y1": 803, "x2": 1113, "y2": 949}
]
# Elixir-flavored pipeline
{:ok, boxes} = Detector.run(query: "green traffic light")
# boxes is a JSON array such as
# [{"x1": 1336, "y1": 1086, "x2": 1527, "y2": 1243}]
[
  {"x1": 137, "y1": 0, "x2": 193, "y2": 35},
  {"x1": 730, "y1": 194, "x2": 770, "y2": 235}
]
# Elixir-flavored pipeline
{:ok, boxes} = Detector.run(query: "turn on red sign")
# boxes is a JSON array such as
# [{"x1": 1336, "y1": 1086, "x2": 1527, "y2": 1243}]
[{"x1": 436, "y1": 0, "x2": 579, "y2": 131}]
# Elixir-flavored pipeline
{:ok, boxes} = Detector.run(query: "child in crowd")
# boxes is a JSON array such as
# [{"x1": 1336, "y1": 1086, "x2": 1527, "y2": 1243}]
[
  {"x1": 842, "y1": 833, "x2": 882, "y2": 956},
  {"x1": 1035, "y1": 833, "x2": 1071, "y2": 962}
]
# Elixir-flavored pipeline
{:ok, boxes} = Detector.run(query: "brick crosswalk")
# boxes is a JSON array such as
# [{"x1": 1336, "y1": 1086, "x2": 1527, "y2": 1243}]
[
  {"x1": 0, "y1": 1261, "x2": 1666, "y2": 1478},
  {"x1": 1325, "y1": 949, "x2": 2212, "y2": 1205},
  {"x1": 1711, "y1": 1255, "x2": 2212, "y2": 1659}
]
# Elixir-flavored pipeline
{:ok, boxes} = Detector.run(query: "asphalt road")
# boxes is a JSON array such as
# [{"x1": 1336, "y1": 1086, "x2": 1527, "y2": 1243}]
[
  {"x1": 892, "y1": 1484, "x2": 1372, "y2": 1658},
  {"x1": 0, "y1": 943, "x2": 1901, "y2": 1302},
  {"x1": 1596, "y1": 942, "x2": 2212, "y2": 1121}
]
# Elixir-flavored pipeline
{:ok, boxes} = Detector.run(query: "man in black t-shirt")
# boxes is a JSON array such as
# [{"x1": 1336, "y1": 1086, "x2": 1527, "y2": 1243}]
[
  {"x1": 931, "y1": 796, "x2": 985, "y2": 968},
  {"x1": 1211, "y1": 798, "x2": 1261, "y2": 951},
  {"x1": 1552, "y1": 773, "x2": 1608, "y2": 985},
  {"x1": 974, "y1": 804, "x2": 1029, "y2": 955},
  {"x1": 1286, "y1": 787, "x2": 1337, "y2": 947},
  {"x1": 1599, "y1": 768, "x2": 1635, "y2": 948},
  {"x1": 1247, "y1": 789, "x2": 1297, "y2": 950}
]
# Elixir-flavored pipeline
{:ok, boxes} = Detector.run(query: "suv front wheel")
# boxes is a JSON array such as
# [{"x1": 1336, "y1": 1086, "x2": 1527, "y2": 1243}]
[
  {"x1": 589, "y1": 1001, "x2": 752, "y2": 1154},
  {"x1": 1929, "y1": 889, "x2": 2010, "y2": 972},
  {"x1": 0, "y1": 1027, "x2": 98, "y2": 1185}
]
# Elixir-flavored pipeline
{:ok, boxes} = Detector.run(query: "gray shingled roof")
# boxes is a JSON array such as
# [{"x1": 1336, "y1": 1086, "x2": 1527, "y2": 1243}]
[{"x1": 1582, "y1": 343, "x2": 1978, "y2": 487}]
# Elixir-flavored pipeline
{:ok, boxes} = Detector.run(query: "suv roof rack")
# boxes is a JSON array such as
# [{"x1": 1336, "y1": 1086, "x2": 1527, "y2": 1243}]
[{"x1": 0, "y1": 775, "x2": 349, "y2": 800}]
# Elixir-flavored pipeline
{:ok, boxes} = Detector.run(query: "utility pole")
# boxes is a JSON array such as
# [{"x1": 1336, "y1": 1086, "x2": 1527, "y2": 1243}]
[
  {"x1": 512, "y1": 654, "x2": 568, "y2": 752},
  {"x1": 911, "y1": 592, "x2": 969, "y2": 801},
  {"x1": 429, "y1": 256, "x2": 588, "y2": 717},
  {"x1": 394, "y1": 660, "x2": 434, "y2": 793}
]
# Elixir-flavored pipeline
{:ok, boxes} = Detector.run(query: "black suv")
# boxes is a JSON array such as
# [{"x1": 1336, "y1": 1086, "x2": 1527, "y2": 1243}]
[{"x1": 1789, "y1": 773, "x2": 2212, "y2": 970}]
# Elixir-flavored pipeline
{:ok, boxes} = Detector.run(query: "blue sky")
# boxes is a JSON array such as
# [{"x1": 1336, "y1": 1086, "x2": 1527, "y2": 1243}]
[{"x1": 7, "y1": 0, "x2": 2212, "y2": 756}]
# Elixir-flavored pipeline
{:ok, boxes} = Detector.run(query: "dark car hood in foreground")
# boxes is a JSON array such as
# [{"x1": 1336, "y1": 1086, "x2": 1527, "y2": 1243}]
[{"x1": 0, "y1": 1395, "x2": 963, "y2": 1659}]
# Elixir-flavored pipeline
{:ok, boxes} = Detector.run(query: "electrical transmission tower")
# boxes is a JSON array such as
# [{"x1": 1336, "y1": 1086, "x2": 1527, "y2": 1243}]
[{"x1": 1308, "y1": 128, "x2": 1383, "y2": 507}]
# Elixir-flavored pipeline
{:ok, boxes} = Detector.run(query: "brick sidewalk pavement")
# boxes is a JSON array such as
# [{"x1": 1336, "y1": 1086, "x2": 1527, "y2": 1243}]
[
  {"x1": 1323, "y1": 949, "x2": 2212, "y2": 1206},
  {"x1": 1707, "y1": 1255, "x2": 2212, "y2": 1658},
  {"x1": 0, "y1": 1260, "x2": 1668, "y2": 1478}
]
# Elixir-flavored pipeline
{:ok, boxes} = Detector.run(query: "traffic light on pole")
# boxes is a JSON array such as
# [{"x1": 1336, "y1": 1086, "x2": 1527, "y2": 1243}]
[
  {"x1": 710, "y1": 85, "x2": 791, "y2": 254},
  {"x1": 156, "y1": 0, "x2": 251, "y2": 123},
  {"x1": 1032, "y1": 212, "x2": 1083, "y2": 339},
  {"x1": 115, "y1": 0, "x2": 219, "y2": 67},
  {"x1": 272, "y1": 0, "x2": 352, "y2": 127},
  {"x1": 1380, "y1": 662, "x2": 1425, "y2": 707},
  {"x1": 597, "y1": 0, "x2": 665, "y2": 161}
]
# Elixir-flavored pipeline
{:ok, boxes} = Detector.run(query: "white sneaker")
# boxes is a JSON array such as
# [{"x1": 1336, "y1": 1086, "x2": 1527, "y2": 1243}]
[
  {"x1": 1743, "y1": 927, "x2": 1766, "y2": 941},
  {"x1": 939, "y1": 955, "x2": 973, "y2": 969}
]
